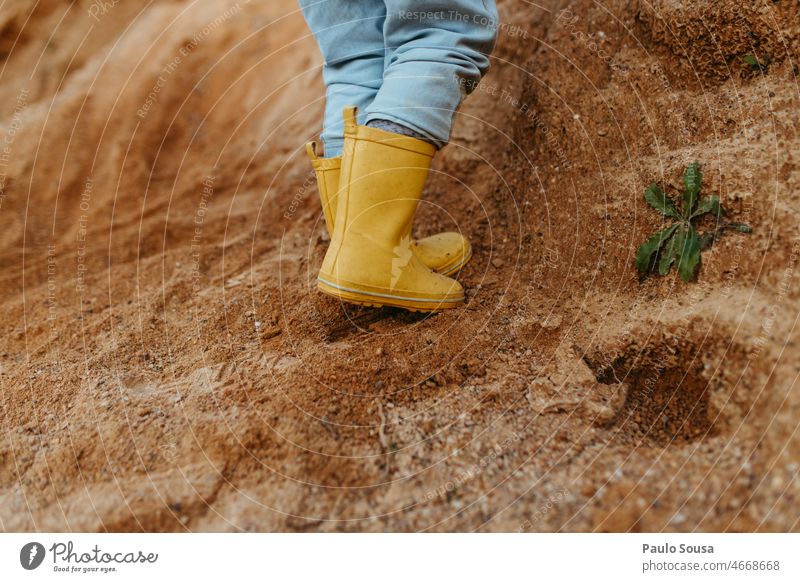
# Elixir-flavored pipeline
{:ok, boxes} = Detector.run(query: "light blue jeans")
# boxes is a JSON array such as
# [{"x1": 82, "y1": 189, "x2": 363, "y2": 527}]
[{"x1": 299, "y1": 0, "x2": 498, "y2": 157}]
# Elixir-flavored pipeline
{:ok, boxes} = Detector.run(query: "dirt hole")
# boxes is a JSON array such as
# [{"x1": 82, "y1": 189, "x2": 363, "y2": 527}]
[{"x1": 589, "y1": 353, "x2": 716, "y2": 446}]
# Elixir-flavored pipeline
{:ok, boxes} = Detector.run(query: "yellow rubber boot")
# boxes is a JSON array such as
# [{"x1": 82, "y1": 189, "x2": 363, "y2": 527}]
[
  {"x1": 317, "y1": 107, "x2": 465, "y2": 312},
  {"x1": 306, "y1": 145, "x2": 472, "y2": 277}
]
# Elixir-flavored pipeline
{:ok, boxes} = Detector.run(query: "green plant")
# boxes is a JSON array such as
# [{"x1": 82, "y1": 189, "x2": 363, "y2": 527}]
[
  {"x1": 742, "y1": 54, "x2": 759, "y2": 68},
  {"x1": 635, "y1": 161, "x2": 751, "y2": 282},
  {"x1": 742, "y1": 53, "x2": 771, "y2": 72}
]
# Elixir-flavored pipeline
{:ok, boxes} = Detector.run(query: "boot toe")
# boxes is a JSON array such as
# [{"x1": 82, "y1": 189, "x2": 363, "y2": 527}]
[{"x1": 414, "y1": 232, "x2": 472, "y2": 275}]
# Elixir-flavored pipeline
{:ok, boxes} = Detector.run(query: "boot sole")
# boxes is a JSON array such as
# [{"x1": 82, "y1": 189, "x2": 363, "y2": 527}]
[{"x1": 317, "y1": 277, "x2": 464, "y2": 313}]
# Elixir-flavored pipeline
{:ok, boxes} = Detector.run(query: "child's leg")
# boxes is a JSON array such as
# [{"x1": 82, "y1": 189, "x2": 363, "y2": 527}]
[
  {"x1": 298, "y1": 0, "x2": 387, "y2": 157},
  {"x1": 365, "y1": 0, "x2": 499, "y2": 148}
]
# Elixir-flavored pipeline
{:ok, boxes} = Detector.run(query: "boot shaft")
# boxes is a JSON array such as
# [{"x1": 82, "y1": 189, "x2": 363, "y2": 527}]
[
  {"x1": 334, "y1": 107, "x2": 435, "y2": 251},
  {"x1": 305, "y1": 141, "x2": 341, "y2": 235}
]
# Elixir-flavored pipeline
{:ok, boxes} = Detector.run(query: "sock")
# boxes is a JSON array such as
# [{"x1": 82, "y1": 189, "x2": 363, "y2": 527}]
[{"x1": 365, "y1": 119, "x2": 439, "y2": 149}]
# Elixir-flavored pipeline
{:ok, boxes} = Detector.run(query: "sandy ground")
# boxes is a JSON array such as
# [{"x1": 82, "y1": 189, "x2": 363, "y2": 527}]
[{"x1": 0, "y1": 0, "x2": 799, "y2": 532}]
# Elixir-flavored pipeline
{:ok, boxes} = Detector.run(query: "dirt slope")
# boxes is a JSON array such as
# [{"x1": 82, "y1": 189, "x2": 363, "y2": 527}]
[{"x1": 0, "y1": 0, "x2": 798, "y2": 532}]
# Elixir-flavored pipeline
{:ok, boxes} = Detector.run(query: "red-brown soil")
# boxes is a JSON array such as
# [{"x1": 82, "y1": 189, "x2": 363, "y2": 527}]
[{"x1": 1, "y1": 0, "x2": 798, "y2": 531}]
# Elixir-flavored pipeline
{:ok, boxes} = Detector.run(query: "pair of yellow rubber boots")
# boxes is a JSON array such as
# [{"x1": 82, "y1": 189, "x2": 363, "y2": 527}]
[{"x1": 306, "y1": 107, "x2": 470, "y2": 312}]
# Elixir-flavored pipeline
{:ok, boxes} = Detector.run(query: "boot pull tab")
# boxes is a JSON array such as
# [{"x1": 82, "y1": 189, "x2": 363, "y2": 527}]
[
  {"x1": 305, "y1": 141, "x2": 319, "y2": 161},
  {"x1": 343, "y1": 106, "x2": 358, "y2": 136}
]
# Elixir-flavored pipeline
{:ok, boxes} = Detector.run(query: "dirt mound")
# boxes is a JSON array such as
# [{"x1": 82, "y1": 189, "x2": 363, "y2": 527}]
[{"x1": 0, "y1": 0, "x2": 798, "y2": 532}]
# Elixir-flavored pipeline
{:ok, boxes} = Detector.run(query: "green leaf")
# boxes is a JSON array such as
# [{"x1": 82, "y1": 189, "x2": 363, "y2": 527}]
[
  {"x1": 676, "y1": 226, "x2": 701, "y2": 282},
  {"x1": 644, "y1": 183, "x2": 680, "y2": 218},
  {"x1": 636, "y1": 224, "x2": 679, "y2": 273},
  {"x1": 726, "y1": 222, "x2": 752, "y2": 233},
  {"x1": 682, "y1": 162, "x2": 702, "y2": 217},
  {"x1": 691, "y1": 195, "x2": 721, "y2": 219},
  {"x1": 658, "y1": 230, "x2": 678, "y2": 275},
  {"x1": 672, "y1": 225, "x2": 686, "y2": 263},
  {"x1": 743, "y1": 54, "x2": 758, "y2": 67}
]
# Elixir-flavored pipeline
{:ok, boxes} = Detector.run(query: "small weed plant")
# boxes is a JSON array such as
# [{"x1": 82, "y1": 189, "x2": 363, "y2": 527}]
[{"x1": 636, "y1": 162, "x2": 751, "y2": 282}]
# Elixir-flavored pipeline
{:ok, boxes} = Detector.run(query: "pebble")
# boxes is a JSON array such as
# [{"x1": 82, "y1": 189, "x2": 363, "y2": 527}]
[
  {"x1": 670, "y1": 512, "x2": 687, "y2": 524},
  {"x1": 541, "y1": 314, "x2": 562, "y2": 330}
]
